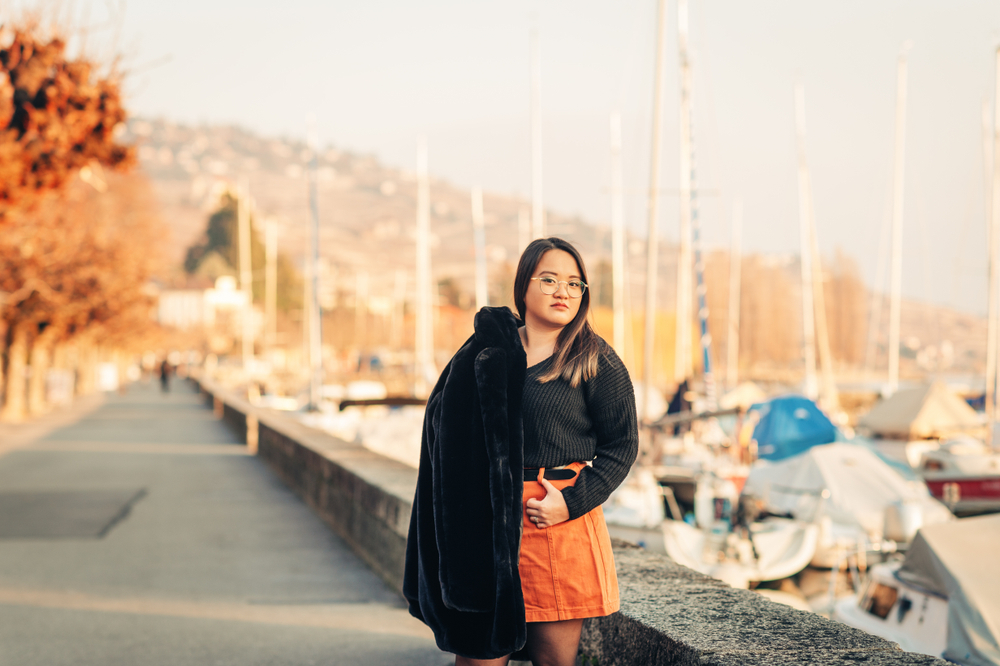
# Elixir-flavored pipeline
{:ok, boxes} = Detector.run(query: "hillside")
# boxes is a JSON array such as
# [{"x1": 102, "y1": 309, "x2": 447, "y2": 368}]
[
  {"x1": 127, "y1": 118, "x2": 987, "y2": 383},
  {"x1": 126, "y1": 117, "x2": 664, "y2": 307}
]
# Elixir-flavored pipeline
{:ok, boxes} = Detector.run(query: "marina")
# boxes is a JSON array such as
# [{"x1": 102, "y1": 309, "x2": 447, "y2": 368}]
[{"x1": 3, "y1": 1, "x2": 1000, "y2": 664}]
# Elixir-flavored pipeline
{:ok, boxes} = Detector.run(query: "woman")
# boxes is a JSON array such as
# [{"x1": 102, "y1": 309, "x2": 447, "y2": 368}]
[{"x1": 404, "y1": 238, "x2": 639, "y2": 666}]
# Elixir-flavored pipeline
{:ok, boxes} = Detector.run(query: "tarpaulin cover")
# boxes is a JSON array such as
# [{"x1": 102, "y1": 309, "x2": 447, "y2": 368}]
[
  {"x1": 742, "y1": 442, "x2": 951, "y2": 537},
  {"x1": 897, "y1": 514, "x2": 1000, "y2": 666},
  {"x1": 857, "y1": 382, "x2": 984, "y2": 440},
  {"x1": 749, "y1": 395, "x2": 840, "y2": 461}
]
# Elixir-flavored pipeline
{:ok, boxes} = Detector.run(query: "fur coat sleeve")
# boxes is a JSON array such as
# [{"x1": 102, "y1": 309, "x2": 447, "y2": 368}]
[{"x1": 403, "y1": 306, "x2": 527, "y2": 660}]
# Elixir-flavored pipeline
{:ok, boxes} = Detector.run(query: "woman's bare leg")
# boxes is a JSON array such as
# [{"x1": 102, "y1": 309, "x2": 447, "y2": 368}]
[
  {"x1": 525, "y1": 619, "x2": 584, "y2": 666},
  {"x1": 455, "y1": 655, "x2": 510, "y2": 666}
]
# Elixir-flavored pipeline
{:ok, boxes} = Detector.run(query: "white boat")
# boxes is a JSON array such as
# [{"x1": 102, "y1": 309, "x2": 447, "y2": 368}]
[
  {"x1": 662, "y1": 516, "x2": 818, "y2": 589},
  {"x1": 834, "y1": 514, "x2": 1000, "y2": 665},
  {"x1": 834, "y1": 560, "x2": 948, "y2": 658},
  {"x1": 604, "y1": 465, "x2": 818, "y2": 589},
  {"x1": 856, "y1": 383, "x2": 999, "y2": 514},
  {"x1": 908, "y1": 437, "x2": 1000, "y2": 515}
]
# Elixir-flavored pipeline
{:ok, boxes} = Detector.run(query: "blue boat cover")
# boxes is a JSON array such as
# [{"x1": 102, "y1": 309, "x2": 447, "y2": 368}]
[{"x1": 749, "y1": 395, "x2": 840, "y2": 461}]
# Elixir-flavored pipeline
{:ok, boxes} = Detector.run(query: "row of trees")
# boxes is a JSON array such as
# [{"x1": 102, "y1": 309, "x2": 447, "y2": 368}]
[{"x1": 0, "y1": 20, "x2": 158, "y2": 421}]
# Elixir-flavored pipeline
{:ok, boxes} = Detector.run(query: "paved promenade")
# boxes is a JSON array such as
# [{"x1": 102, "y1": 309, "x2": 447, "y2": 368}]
[{"x1": 0, "y1": 379, "x2": 447, "y2": 666}]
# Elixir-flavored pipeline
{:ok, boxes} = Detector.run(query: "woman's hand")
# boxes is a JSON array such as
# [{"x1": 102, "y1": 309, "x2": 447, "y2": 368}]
[{"x1": 525, "y1": 477, "x2": 570, "y2": 529}]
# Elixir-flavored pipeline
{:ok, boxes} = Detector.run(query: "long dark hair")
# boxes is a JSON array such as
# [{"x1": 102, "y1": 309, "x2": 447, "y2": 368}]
[{"x1": 514, "y1": 237, "x2": 602, "y2": 387}]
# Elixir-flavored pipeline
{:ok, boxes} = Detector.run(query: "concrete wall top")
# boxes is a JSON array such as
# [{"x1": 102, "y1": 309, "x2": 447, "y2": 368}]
[{"x1": 583, "y1": 544, "x2": 950, "y2": 665}]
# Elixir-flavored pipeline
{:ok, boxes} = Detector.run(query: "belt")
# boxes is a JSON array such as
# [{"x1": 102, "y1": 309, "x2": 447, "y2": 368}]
[{"x1": 523, "y1": 467, "x2": 578, "y2": 482}]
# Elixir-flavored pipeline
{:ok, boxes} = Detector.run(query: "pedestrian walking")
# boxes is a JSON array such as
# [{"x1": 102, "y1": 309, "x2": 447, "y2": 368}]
[
  {"x1": 404, "y1": 237, "x2": 639, "y2": 666},
  {"x1": 159, "y1": 359, "x2": 171, "y2": 393}
]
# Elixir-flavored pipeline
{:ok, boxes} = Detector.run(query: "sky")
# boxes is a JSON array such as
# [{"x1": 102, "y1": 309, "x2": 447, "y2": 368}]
[{"x1": 20, "y1": 0, "x2": 1000, "y2": 313}]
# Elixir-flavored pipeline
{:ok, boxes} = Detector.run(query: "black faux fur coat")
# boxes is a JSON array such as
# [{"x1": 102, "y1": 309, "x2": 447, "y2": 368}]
[{"x1": 403, "y1": 306, "x2": 527, "y2": 660}]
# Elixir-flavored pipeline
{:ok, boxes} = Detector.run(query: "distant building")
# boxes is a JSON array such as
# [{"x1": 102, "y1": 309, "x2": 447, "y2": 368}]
[{"x1": 157, "y1": 276, "x2": 254, "y2": 331}]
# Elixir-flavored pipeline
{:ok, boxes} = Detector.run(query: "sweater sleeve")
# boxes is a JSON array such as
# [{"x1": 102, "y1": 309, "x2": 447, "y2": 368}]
[{"x1": 560, "y1": 345, "x2": 639, "y2": 520}]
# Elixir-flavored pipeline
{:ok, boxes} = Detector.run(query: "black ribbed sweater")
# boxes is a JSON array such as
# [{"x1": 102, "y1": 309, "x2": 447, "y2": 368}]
[{"x1": 522, "y1": 339, "x2": 639, "y2": 520}]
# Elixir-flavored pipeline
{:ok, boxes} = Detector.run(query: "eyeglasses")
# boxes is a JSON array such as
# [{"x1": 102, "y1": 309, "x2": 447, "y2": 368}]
[{"x1": 530, "y1": 276, "x2": 588, "y2": 298}]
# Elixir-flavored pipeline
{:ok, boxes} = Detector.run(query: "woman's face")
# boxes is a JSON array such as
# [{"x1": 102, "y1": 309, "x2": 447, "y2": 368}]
[{"x1": 522, "y1": 249, "x2": 584, "y2": 330}]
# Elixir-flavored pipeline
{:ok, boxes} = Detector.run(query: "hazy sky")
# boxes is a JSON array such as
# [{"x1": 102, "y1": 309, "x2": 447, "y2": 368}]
[{"x1": 39, "y1": 1, "x2": 1000, "y2": 313}]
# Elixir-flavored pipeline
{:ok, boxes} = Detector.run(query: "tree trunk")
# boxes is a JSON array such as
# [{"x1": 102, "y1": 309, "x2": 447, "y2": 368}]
[
  {"x1": 0, "y1": 321, "x2": 31, "y2": 423},
  {"x1": 28, "y1": 325, "x2": 60, "y2": 416},
  {"x1": 76, "y1": 340, "x2": 98, "y2": 396},
  {"x1": 52, "y1": 341, "x2": 67, "y2": 373},
  {"x1": 50, "y1": 340, "x2": 73, "y2": 407},
  {"x1": 0, "y1": 318, "x2": 8, "y2": 405},
  {"x1": 63, "y1": 342, "x2": 80, "y2": 396}
]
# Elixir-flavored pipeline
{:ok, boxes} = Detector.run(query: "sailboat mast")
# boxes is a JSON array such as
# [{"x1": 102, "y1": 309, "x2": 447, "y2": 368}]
[
  {"x1": 302, "y1": 257, "x2": 310, "y2": 389},
  {"x1": 307, "y1": 127, "x2": 323, "y2": 409},
  {"x1": 610, "y1": 111, "x2": 627, "y2": 360},
  {"x1": 518, "y1": 208, "x2": 530, "y2": 255},
  {"x1": 531, "y1": 25, "x2": 545, "y2": 240},
  {"x1": 265, "y1": 218, "x2": 278, "y2": 354},
  {"x1": 793, "y1": 86, "x2": 839, "y2": 410},
  {"x1": 642, "y1": 0, "x2": 668, "y2": 422},
  {"x1": 988, "y1": 47, "x2": 1000, "y2": 448},
  {"x1": 727, "y1": 199, "x2": 742, "y2": 390},
  {"x1": 675, "y1": 0, "x2": 694, "y2": 384},
  {"x1": 887, "y1": 51, "x2": 909, "y2": 395},
  {"x1": 811, "y1": 205, "x2": 839, "y2": 411},
  {"x1": 238, "y1": 178, "x2": 254, "y2": 376},
  {"x1": 693, "y1": 202, "x2": 715, "y2": 408},
  {"x1": 863, "y1": 202, "x2": 891, "y2": 379},
  {"x1": 391, "y1": 269, "x2": 406, "y2": 351},
  {"x1": 472, "y1": 186, "x2": 488, "y2": 311},
  {"x1": 794, "y1": 84, "x2": 819, "y2": 400},
  {"x1": 415, "y1": 136, "x2": 436, "y2": 396},
  {"x1": 681, "y1": 0, "x2": 715, "y2": 407},
  {"x1": 983, "y1": 97, "x2": 997, "y2": 429},
  {"x1": 355, "y1": 271, "x2": 369, "y2": 354}
]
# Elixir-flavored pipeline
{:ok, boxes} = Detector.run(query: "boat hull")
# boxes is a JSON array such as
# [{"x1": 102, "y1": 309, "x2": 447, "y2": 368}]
[{"x1": 924, "y1": 476, "x2": 1000, "y2": 515}]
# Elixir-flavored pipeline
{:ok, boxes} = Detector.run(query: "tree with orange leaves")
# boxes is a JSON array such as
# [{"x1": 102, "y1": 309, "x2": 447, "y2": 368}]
[
  {"x1": 0, "y1": 17, "x2": 157, "y2": 422},
  {"x1": 0, "y1": 21, "x2": 133, "y2": 222}
]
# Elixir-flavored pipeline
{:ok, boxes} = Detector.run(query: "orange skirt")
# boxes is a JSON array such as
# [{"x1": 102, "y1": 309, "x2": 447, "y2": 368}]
[{"x1": 519, "y1": 462, "x2": 619, "y2": 623}]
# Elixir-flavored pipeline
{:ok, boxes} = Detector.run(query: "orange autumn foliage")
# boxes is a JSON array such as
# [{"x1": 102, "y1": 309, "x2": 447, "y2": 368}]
[{"x1": 0, "y1": 22, "x2": 133, "y2": 222}]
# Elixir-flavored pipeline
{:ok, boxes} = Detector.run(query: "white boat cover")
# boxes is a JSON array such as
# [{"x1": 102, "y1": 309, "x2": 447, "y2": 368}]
[
  {"x1": 857, "y1": 382, "x2": 984, "y2": 440},
  {"x1": 897, "y1": 514, "x2": 1000, "y2": 666},
  {"x1": 742, "y1": 442, "x2": 950, "y2": 540}
]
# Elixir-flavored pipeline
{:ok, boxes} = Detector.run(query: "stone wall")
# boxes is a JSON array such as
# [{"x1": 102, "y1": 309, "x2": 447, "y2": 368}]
[
  {"x1": 580, "y1": 545, "x2": 948, "y2": 665},
  {"x1": 193, "y1": 377, "x2": 950, "y2": 666}
]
